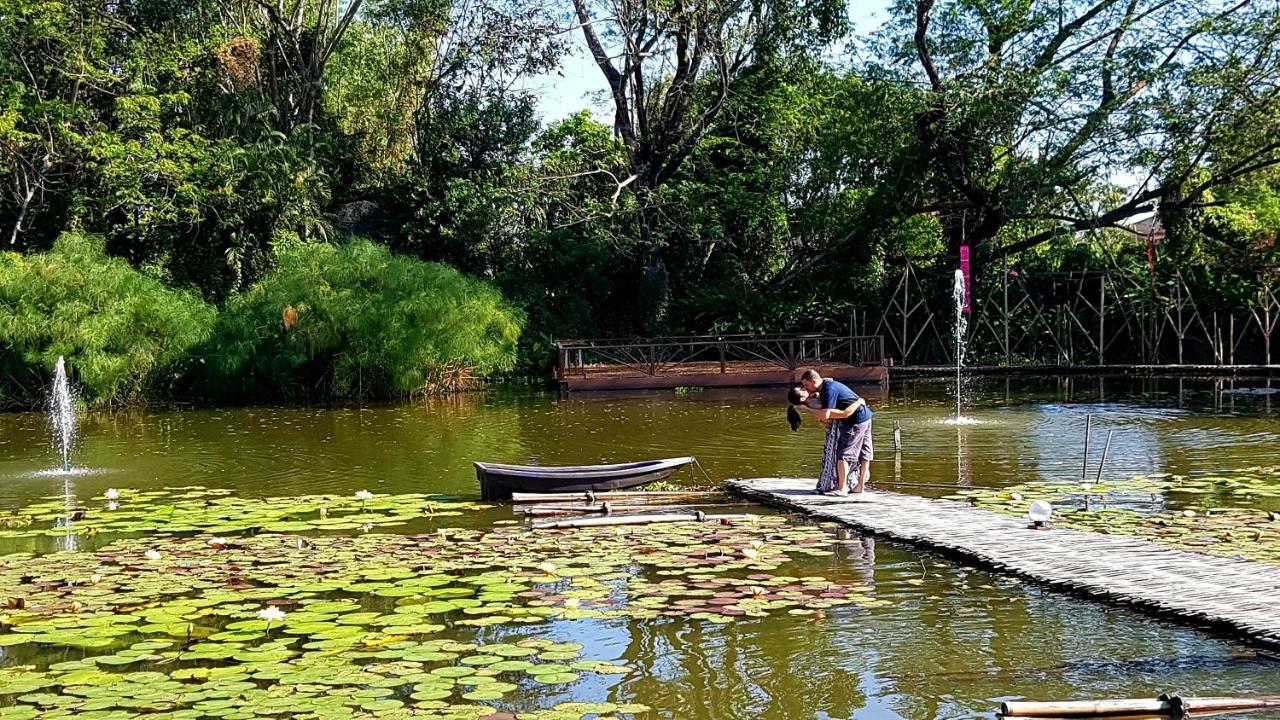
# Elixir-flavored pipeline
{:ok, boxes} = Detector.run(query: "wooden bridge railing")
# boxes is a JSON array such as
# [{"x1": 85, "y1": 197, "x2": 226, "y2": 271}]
[{"x1": 555, "y1": 334, "x2": 886, "y2": 379}]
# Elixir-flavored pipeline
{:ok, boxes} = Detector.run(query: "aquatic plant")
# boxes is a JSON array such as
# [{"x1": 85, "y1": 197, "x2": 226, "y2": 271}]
[
  {"x1": 0, "y1": 490, "x2": 878, "y2": 718},
  {"x1": 204, "y1": 239, "x2": 524, "y2": 401},
  {"x1": 0, "y1": 488, "x2": 485, "y2": 542},
  {"x1": 0, "y1": 233, "x2": 216, "y2": 405},
  {"x1": 950, "y1": 467, "x2": 1280, "y2": 566}
]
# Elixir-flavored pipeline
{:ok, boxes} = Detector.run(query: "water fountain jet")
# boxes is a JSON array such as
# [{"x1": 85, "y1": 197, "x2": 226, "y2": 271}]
[
  {"x1": 50, "y1": 356, "x2": 76, "y2": 472},
  {"x1": 953, "y1": 269, "x2": 968, "y2": 423}
]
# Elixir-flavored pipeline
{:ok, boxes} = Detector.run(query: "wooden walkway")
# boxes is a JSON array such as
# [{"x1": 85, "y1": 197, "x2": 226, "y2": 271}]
[
  {"x1": 561, "y1": 361, "x2": 888, "y2": 391},
  {"x1": 554, "y1": 334, "x2": 888, "y2": 391},
  {"x1": 728, "y1": 478, "x2": 1280, "y2": 650}
]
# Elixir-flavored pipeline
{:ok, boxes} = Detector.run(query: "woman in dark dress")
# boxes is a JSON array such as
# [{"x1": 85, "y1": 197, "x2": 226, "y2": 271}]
[{"x1": 788, "y1": 386, "x2": 856, "y2": 494}]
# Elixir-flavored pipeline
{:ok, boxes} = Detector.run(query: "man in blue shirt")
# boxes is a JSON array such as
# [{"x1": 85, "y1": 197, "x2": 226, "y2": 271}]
[{"x1": 800, "y1": 368, "x2": 874, "y2": 495}]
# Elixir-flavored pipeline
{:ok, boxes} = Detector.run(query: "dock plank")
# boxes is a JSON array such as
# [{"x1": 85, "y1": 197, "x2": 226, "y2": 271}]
[{"x1": 728, "y1": 477, "x2": 1280, "y2": 649}]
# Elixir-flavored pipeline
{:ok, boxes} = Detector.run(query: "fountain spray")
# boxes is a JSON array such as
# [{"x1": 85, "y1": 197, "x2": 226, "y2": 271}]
[{"x1": 50, "y1": 356, "x2": 76, "y2": 472}]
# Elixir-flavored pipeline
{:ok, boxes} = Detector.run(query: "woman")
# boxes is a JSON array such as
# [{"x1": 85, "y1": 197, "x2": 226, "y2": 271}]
[{"x1": 787, "y1": 386, "x2": 861, "y2": 495}]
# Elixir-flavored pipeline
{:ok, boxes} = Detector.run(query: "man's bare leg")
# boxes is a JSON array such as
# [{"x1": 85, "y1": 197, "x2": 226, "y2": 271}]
[{"x1": 852, "y1": 459, "x2": 870, "y2": 493}]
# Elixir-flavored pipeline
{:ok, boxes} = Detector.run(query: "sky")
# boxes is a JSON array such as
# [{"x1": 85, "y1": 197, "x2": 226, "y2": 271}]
[{"x1": 529, "y1": 0, "x2": 894, "y2": 122}]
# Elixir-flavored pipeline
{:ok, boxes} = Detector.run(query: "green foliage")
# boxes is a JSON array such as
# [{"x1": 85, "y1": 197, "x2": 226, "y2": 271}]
[
  {"x1": 0, "y1": 233, "x2": 216, "y2": 405},
  {"x1": 3, "y1": 0, "x2": 1279, "y2": 384},
  {"x1": 205, "y1": 239, "x2": 523, "y2": 400}
]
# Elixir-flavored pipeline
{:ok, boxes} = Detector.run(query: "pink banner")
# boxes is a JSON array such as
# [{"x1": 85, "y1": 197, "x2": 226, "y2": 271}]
[{"x1": 960, "y1": 245, "x2": 971, "y2": 314}]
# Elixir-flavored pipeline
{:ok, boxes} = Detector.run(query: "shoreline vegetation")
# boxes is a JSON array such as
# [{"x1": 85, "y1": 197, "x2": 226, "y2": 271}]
[
  {"x1": 0, "y1": 234, "x2": 522, "y2": 408},
  {"x1": 3, "y1": 0, "x2": 1278, "y2": 406}
]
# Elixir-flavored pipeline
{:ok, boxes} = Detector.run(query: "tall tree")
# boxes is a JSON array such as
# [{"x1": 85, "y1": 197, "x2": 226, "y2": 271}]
[
  {"x1": 571, "y1": 0, "x2": 846, "y2": 326},
  {"x1": 878, "y1": 0, "x2": 1280, "y2": 267}
]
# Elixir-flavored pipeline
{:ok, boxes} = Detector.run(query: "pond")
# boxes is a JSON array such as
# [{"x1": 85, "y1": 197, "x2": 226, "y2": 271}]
[{"x1": 0, "y1": 376, "x2": 1277, "y2": 719}]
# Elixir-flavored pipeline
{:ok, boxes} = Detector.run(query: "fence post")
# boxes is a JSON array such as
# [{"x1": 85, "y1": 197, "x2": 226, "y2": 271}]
[
  {"x1": 1099, "y1": 276, "x2": 1106, "y2": 366},
  {"x1": 1004, "y1": 254, "x2": 1011, "y2": 367},
  {"x1": 902, "y1": 263, "x2": 910, "y2": 365},
  {"x1": 719, "y1": 341, "x2": 726, "y2": 374}
]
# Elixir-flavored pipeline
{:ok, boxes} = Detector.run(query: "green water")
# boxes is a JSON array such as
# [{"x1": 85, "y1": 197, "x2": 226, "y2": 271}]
[{"x1": 1, "y1": 376, "x2": 1278, "y2": 719}]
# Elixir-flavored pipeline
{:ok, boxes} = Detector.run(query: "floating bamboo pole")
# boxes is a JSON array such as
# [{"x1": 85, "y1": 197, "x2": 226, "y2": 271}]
[
  {"x1": 519, "y1": 502, "x2": 749, "y2": 517},
  {"x1": 1001, "y1": 694, "x2": 1280, "y2": 718},
  {"x1": 531, "y1": 512, "x2": 755, "y2": 530},
  {"x1": 870, "y1": 480, "x2": 974, "y2": 491},
  {"x1": 511, "y1": 490, "x2": 723, "y2": 504}
]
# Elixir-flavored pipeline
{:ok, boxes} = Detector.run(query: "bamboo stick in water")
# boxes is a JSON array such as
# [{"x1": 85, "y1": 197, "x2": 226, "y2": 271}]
[
  {"x1": 531, "y1": 512, "x2": 755, "y2": 530},
  {"x1": 519, "y1": 502, "x2": 749, "y2": 516},
  {"x1": 1001, "y1": 695, "x2": 1280, "y2": 718},
  {"x1": 511, "y1": 490, "x2": 723, "y2": 504}
]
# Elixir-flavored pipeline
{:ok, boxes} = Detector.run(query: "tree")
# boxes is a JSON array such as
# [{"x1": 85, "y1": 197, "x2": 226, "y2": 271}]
[
  {"x1": 571, "y1": 0, "x2": 846, "y2": 326},
  {"x1": 0, "y1": 0, "x2": 117, "y2": 248},
  {"x1": 876, "y1": 0, "x2": 1280, "y2": 268}
]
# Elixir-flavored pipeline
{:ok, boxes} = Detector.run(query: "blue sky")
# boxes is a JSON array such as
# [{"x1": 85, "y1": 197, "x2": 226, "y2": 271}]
[{"x1": 530, "y1": 0, "x2": 894, "y2": 122}]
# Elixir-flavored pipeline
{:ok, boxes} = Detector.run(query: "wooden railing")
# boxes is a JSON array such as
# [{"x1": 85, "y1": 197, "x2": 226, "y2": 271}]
[{"x1": 555, "y1": 334, "x2": 886, "y2": 379}]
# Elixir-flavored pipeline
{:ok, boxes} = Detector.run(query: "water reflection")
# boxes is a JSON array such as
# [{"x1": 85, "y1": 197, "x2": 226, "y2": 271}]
[
  {"x1": 597, "y1": 532, "x2": 1279, "y2": 719},
  {"x1": 0, "y1": 377, "x2": 1278, "y2": 718},
  {"x1": 1, "y1": 377, "x2": 1277, "y2": 509},
  {"x1": 54, "y1": 476, "x2": 79, "y2": 552}
]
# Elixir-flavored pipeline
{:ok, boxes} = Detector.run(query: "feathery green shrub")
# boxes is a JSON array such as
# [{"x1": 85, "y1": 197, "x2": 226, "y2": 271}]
[
  {"x1": 206, "y1": 239, "x2": 522, "y2": 400},
  {"x1": 0, "y1": 233, "x2": 216, "y2": 405}
]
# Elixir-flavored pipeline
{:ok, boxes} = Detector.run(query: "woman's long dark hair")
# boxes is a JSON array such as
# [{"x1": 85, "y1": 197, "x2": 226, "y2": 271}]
[{"x1": 786, "y1": 386, "x2": 805, "y2": 431}]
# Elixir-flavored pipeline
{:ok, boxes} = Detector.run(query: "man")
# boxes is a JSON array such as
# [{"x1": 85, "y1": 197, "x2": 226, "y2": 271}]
[{"x1": 799, "y1": 368, "x2": 873, "y2": 495}]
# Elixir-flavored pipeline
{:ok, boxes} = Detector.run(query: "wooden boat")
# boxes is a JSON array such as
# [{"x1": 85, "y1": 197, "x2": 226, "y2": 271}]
[{"x1": 474, "y1": 456, "x2": 696, "y2": 501}]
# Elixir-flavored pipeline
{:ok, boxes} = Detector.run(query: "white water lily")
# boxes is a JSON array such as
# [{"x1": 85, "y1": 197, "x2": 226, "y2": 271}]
[
  {"x1": 106, "y1": 501, "x2": 119, "y2": 512},
  {"x1": 90, "y1": 574, "x2": 102, "y2": 584},
  {"x1": 318, "y1": 507, "x2": 329, "y2": 518},
  {"x1": 749, "y1": 585, "x2": 767, "y2": 597},
  {"x1": 1081, "y1": 483, "x2": 1095, "y2": 493},
  {"x1": 144, "y1": 549, "x2": 161, "y2": 561},
  {"x1": 563, "y1": 598, "x2": 582, "y2": 609},
  {"x1": 1010, "y1": 492, "x2": 1024, "y2": 501},
  {"x1": 749, "y1": 539, "x2": 764, "y2": 550},
  {"x1": 207, "y1": 537, "x2": 231, "y2": 548},
  {"x1": 103, "y1": 489, "x2": 120, "y2": 500},
  {"x1": 536, "y1": 561, "x2": 558, "y2": 576},
  {"x1": 741, "y1": 547, "x2": 759, "y2": 560},
  {"x1": 355, "y1": 490, "x2": 375, "y2": 501},
  {"x1": 257, "y1": 607, "x2": 287, "y2": 623},
  {"x1": 257, "y1": 606, "x2": 286, "y2": 636}
]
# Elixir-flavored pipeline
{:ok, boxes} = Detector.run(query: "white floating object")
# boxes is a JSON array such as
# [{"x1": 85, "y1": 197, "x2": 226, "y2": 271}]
[{"x1": 1028, "y1": 500, "x2": 1053, "y2": 525}]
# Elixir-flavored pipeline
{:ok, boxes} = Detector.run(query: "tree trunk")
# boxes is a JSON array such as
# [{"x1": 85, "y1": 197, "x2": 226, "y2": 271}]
[{"x1": 7, "y1": 185, "x2": 35, "y2": 247}]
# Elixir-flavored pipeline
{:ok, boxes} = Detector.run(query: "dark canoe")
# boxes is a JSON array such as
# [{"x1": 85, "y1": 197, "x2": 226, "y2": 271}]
[{"x1": 474, "y1": 456, "x2": 696, "y2": 501}]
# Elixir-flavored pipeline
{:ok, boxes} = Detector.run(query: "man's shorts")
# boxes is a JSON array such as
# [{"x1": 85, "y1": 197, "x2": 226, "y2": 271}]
[{"x1": 837, "y1": 420, "x2": 873, "y2": 463}]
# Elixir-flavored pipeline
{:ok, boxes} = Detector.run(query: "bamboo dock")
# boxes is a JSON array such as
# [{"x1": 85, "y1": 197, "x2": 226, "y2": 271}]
[{"x1": 728, "y1": 477, "x2": 1280, "y2": 650}]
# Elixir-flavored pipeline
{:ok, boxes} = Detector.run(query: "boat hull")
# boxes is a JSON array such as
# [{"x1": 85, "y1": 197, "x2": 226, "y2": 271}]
[{"x1": 474, "y1": 457, "x2": 696, "y2": 501}]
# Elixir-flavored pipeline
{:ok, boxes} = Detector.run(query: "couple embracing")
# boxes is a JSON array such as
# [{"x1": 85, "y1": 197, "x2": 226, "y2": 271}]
[{"x1": 787, "y1": 369, "x2": 873, "y2": 496}]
